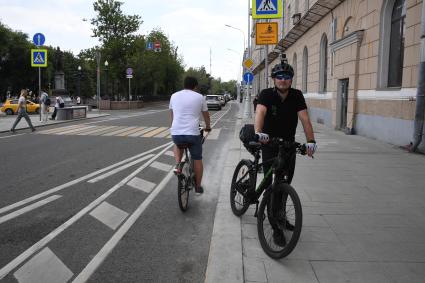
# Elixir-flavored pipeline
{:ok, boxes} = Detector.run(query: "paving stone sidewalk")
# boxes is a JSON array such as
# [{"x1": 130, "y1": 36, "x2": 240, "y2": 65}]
[{"x1": 206, "y1": 115, "x2": 425, "y2": 283}]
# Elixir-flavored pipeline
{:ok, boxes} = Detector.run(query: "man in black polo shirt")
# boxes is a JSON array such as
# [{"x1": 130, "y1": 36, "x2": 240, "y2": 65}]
[{"x1": 255, "y1": 55, "x2": 316, "y2": 246}]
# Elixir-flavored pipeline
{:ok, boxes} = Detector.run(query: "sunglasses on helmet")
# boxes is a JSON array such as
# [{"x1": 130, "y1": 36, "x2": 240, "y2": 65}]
[{"x1": 274, "y1": 73, "x2": 293, "y2": 80}]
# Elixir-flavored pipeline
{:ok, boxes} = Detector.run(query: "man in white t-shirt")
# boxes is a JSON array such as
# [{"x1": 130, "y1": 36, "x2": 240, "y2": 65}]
[{"x1": 169, "y1": 76, "x2": 211, "y2": 194}]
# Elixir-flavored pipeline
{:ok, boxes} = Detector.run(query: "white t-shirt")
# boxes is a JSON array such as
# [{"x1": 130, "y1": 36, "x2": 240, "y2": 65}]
[
  {"x1": 169, "y1": 89, "x2": 208, "y2": 135},
  {"x1": 18, "y1": 96, "x2": 26, "y2": 111}
]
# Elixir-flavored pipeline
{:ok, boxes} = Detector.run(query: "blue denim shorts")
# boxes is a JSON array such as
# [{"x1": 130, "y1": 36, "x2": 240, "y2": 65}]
[{"x1": 172, "y1": 135, "x2": 202, "y2": 160}]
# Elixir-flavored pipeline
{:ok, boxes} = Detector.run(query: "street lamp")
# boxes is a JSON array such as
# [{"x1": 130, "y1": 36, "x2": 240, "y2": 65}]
[
  {"x1": 225, "y1": 24, "x2": 246, "y2": 53},
  {"x1": 104, "y1": 60, "x2": 109, "y2": 99},
  {"x1": 227, "y1": 48, "x2": 243, "y2": 82},
  {"x1": 77, "y1": 65, "x2": 81, "y2": 100}
]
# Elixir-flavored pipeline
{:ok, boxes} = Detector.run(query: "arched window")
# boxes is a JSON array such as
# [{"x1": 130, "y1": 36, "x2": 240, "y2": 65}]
[
  {"x1": 342, "y1": 17, "x2": 353, "y2": 38},
  {"x1": 378, "y1": 0, "x2": 406, "y2": 88},
  {"x1": 302, "y1": 47, "x2": 308, "y2": 93},
  {"x1": 388, "y1": 0, "x2": 406, "y2": 87},
  {"x1": 319, "y1": 34, "x2": 328, "y2": 93},
  {"x1": 292, "y1": 53, "x2": 297, "y2": 88}
]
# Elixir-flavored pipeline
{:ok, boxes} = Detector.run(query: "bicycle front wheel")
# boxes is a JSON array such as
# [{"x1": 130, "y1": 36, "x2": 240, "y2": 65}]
[
  {"x1": 257, "y1": 183, "x2": 302, "y2": 259},
  {"x1": 230, "y1": 159, "x2": 255, "y2": 216}
]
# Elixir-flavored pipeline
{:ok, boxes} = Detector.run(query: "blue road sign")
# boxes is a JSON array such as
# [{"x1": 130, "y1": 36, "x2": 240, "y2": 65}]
[
  {"x1": 33, "y1": 33, "x2": 45, "y2": 47},
  {"x1": 31, "y1": 49, "x2": 47, "y2": 67},
  {"x1": 126, "y1": 68, "x2": 133, "y2": 75},
  {"x1": 243, "y1": 72, "x2": 253, "y2": 84},
  {"x1": 252, "y1": 0, "x2": 282, "y2": 19},
  {"x1": 146, "y1": 41, "x2": 153, "y2": 50}
]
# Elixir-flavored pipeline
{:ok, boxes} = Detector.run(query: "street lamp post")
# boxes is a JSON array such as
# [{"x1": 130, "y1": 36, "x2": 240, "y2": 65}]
[
  {"x1": 77, "y1": 65, "x2": 81, "y2": 101},
  {"x1": 224, "y1": 24, "x2": 246, "y2": 52},
  {"x1": 95, "y1": 51, "x2": 101, "y2": 112},
  {"x1": 227, "y1": 48, "x2": 243, "y2": 82},
  {"x1": 104, "y1": 60, "x2": 109, "y2": 99}
]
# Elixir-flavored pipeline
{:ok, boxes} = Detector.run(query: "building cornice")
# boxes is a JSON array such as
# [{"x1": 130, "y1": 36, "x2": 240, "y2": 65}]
[{"x1": 329, "y1": 30, "x2": 364, "y2": 52}]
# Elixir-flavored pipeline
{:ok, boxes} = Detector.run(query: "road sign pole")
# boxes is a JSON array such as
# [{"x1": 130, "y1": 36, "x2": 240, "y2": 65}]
[
  {"x1": 128, "y1": 78, "x2": 131, "y2": 110},
  {"x1": 38, "y1": 67, "x2": 41, "y2": 121},
  {"x1": 245, "y1": 0, "x2": 252, "y2": 119}
]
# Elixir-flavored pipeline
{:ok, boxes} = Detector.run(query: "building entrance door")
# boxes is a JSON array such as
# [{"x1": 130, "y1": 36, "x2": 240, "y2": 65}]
[{"x1": 338, "y1": 79, "x2": 349, "y2": 130}]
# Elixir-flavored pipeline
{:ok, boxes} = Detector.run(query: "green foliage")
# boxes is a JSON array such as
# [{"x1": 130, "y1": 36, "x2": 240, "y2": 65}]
[{"x1": 0, "y1": 0, "x2": 235, "y2": 103}]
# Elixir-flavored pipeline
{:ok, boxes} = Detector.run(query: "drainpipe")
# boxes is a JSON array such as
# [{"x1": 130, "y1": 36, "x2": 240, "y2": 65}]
[{"x1": 412, "y1": 1, "x2": 425, "y2": 152}]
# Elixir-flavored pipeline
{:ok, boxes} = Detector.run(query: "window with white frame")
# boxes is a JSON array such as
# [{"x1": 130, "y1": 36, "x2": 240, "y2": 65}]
[{"x1": 378, "y1": 0, "x2": 406, "y2": 88}]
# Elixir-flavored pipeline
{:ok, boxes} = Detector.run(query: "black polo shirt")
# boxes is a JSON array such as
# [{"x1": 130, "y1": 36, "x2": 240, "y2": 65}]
[{"x1": 257, "y1": 87, "x2": 307, "y2": 140}]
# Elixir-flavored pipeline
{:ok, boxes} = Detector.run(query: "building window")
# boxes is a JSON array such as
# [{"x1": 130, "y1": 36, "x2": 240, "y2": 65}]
[
  {"x1": 292, "y1": 53, "x2": 297, "y2": 88},
  {"x1": 388, "y1": 0, "x2": 406, "y2": 87},
  {"x1": 378, "y1": 0, "x2": 406, "y2": 88},
  {"x1": 302, "y1": 47, "x2": 308, "y2": 93},
  {"x1": 319, "y1": 34, "x2": 328, "y2": 93}
]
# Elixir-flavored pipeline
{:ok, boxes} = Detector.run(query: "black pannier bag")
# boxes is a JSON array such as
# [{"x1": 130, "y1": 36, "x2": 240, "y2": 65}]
[{"x1": 239, "y1": 124, "x2": 258, "y2": 155}]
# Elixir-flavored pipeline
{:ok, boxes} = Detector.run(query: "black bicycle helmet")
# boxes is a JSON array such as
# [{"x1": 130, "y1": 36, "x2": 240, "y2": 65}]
[{"x1": 271, "y1": 53, "x2": 294, "y2": 78}]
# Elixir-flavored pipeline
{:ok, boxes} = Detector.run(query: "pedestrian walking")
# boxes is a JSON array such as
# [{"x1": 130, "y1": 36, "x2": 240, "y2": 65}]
[
  {"x1": 10, "y1": 89, "x2": 36, "y2": 133},
  {"x1": 39, "y1": 89, "x2": 50, "y2": 122}
]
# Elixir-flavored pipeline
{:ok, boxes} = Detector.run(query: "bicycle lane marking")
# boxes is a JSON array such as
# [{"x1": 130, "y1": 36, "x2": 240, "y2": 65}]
[
  {"x1": 0, "y1": 142, "x2": 174, "y2": 280},
  {"x1": 0, "y1": 142, "x2": 171, "y2": 216},
  {"x1": 71, "y1": 103, "x2": 233, "y2": 282},
  {"x1": 0, "y1": 104, "x2": 233, "y2": 280}
]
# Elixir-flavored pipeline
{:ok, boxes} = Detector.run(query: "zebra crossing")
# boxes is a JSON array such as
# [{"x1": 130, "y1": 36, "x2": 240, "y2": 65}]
[{"x1": 37, "y1": 124, "x2": 221, "y2": 140}]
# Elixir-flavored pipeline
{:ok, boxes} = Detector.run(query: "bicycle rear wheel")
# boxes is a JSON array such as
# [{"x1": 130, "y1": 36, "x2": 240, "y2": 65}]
[
  {"x1": 177, "y1": 162, "x2": 190, "y2": 212},
  {"x1": 230, "y1": 159, "x2": 255, "y2": 216},
  {"x1": 257, "y1": 183, "x2": 302, "y2": 259}
]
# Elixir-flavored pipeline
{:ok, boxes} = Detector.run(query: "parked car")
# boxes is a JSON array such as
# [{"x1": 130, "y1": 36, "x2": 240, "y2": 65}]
[
  {"x1": 206, "y1": 95, "x2": 222, "y2": 110},
  {"x1": 0, "y1": 99, "x2": 40, "y2": 115},
  {"x1": 216, "y1": 94, "x2": 226, "y2": 106}
]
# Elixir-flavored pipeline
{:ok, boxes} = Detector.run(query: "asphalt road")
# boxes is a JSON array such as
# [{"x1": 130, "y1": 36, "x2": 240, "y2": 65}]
[{"x1": 0, "y1": 101, "x2": 240, "y2": 282}]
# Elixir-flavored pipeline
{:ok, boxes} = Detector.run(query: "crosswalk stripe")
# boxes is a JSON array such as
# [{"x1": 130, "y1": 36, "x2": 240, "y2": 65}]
[
  {"x1": 56, "y1": 125, "x2": 97, "y2": 135},
  {"x1": 101, "y1": 127, "x2": 136, "y2": 136},
  {"x1": 143, "y1": 127, "x2": 168, "y2": 137},
  {"x1": 38, "y1": 124, "x2": 82, "y2": 134},
  {"x1": 74, "y1": 126, "x2": 109, "y2": 135},
  {"x1": 85, "y1": 126, "x2": 120, "y2": 136},
  {"x1": 116, "y1": 127, "x2": 146, "y2": 137},
  {"x1": 128, "y1": 127, "x2": 155, "y2": 137},
  {"x1": 153, "y1": 128, "x2": 170, "y2": 138}
]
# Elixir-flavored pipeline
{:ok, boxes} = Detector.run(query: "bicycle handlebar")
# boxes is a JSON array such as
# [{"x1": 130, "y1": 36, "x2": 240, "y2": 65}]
[{"x1": 248, "y1": 137, "x2": 307, "y2": 156}]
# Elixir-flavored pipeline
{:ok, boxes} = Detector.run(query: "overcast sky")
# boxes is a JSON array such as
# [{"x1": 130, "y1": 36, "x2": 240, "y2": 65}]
[{"x1": 0, "y1": 0, "x2": 249, "y2": 82}]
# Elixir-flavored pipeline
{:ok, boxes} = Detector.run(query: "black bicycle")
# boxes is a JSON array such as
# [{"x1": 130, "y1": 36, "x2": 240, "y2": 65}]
[
  {"x1": 230, "y1": 138, "x2": 307, "y2": 259},
  {"x1": 176, "y1": 128, "x2": 206, "y2": 212}
]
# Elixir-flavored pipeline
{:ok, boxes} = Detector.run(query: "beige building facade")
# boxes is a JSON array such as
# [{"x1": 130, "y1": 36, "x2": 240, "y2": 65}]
[{"x1": 251, "y1": 0, "x2": 424, "y2": 151}]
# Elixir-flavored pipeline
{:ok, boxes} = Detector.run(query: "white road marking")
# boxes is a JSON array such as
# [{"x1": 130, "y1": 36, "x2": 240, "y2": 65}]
[
  {"x1": 0, "y1": 133, "x2": 26, "y2": 139},
  {"x1": 57, "y1": 125, "x2": 97, "y2": 135},
  {"x1": 101, "y1": 127, "x2": 136, "y2": 136},
  {"x1": 127, "y1": 177, "x2": 156, "y2": 193},
  {"x1": 13, "y1": 247, "x2": 73, "y2": 283},
  {"x1": 71, "y1": 170, "x2": 175, "y2": 283},
  {"x1": 0, "y1": 195, "x2": 62, "y2": 225},
  {"x1": 206, "y1": 128, "x2": 221, "y2": 140},
  {"x1": 0, "y1": 142, "x2": 174, "y2": 280},
  {"x1": 150, "y1": 161, "x2": 172, "y2": 172},
  {"x1": 164, "y1": 150, "x2": 174, "y2": 157},
  {"x1": 87, "y1": 154, "x2": 154, "y2": 183},
  {"x1": 0, "y1": 143, "x2": 171, "y2": 216},
  {"x1": 153, "y1": 128, "x2": 170, "y2": 138},
  {"x1": 89, "y1": 202, "x2": 129, "y2": 230},
  {"x1": 128, "y1": 126, "x2": 157, "y2": 137}
]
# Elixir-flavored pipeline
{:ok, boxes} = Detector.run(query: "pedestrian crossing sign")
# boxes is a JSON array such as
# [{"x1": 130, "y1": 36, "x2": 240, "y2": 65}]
[
  {"x1": 252, "y1": 0, "x2": 283, "y2": 19},
  {"x1": 31, "y1": 49, "x2": 48, "y2": 67}
]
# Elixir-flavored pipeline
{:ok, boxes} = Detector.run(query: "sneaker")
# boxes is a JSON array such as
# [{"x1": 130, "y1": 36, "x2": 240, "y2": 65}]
[
  {"x1": 273, "y1": 229, "x2": 286, "y2": 247},
  {"x1": 195, "y1": 186, "x2": 204, "y2": 194},
  {"x1": 173, "y1": 163, "x2": 182, "y2": 175}
]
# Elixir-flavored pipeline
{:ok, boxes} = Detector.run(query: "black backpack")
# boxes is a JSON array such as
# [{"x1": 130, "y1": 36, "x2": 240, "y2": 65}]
[
  {"x1": 239, "y1": 124, "x2": 258, "y2": 155},
  {"x1": 44, "y1": 97, "x2": 51, "y2": 106}
]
